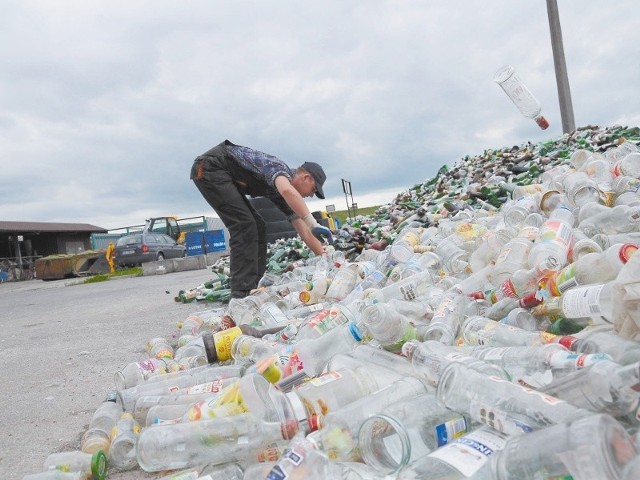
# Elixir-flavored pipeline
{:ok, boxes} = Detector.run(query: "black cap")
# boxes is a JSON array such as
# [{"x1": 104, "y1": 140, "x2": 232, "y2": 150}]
[{"x1": 301, "y1": 161, "x2": 326, "y2": 199}]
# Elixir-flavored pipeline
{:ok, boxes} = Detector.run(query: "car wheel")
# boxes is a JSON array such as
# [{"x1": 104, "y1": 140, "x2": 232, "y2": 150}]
[{"x1": 157, "y1": 253, "x2": 165, "y2": 261}]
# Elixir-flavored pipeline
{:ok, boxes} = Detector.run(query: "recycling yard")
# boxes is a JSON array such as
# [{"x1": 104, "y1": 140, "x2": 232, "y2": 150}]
[{"x1": 5, "y1": 124, "x2": 640, "y2": 479}]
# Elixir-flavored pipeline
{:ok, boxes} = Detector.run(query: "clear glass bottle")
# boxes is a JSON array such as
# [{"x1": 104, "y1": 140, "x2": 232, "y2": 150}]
[
  {"x1": 614, "y1": 151, "x2": 640, "y2": 178},
  {"x1": 424, "y1": 291, "x2": 479, "y2": 345},
  {"x1": 108, "y1": 412, "x2": 140, "y2": 470},
  {"x1": 545, "y1": 242, "x2": 637, "y2": 296},
  {"x1": 293, "y1": 322, "x2": 363, "y2": 377},
  {"x1": 538, "y1": 359, "x2": 640, "y2": 422},
  {"x1": 461, "y1": 315, "x2": 556, "y2": 348},
  {"x1": 436, "y1": 362, "x2": 588, "y2": 435},
  {"x1": 306, "y1": 377, "x2": 429, "y2": 462},
  {"x1": 490, "y1": 237, "x2": 534, "y2": 286},
  {"x1": 557, "y1": 325, "x2": 640, "y2": 365},
  {"x1": 325, "y1": 265, "x2": 359, "y2": 301},
  {"x1": 81, "y1": 400, "x2": 123, "y2": 454},
  {"x1": 22, "y1": 472, "x2": 82, "y2": 480},
  {"x1": 136, "y1": 413, "x2": 296, "y2": 472},
  {"x1": 402, "y1": 340, "x2": 509, "y2": 387},
  {"x1": 145, "y1": 337, "x2": 174, "y2": 360},
  {"x1": 358, "y1": 393, "x2": 471, "y2": 474},
  {"x1": 579, "y1": 204, "x2": 640, "y2": 237},
  {"x1": 494, "y1": 64, "x2": 549, "y2": 129},
  {"x1": 362, "y1": 269, "x2": 435, "y2": 304},
  {"x1": 361, "y1": 303, "x2": 417, "y2": 352},
  {"x1": 528, "y1": 206, "x2": 575, "y2": 270},
  {"x1": 116, "y1": 363, "x2": 244, "y2": 412},
  {"x1": 486, "y1": 413, "x2": 637, "y2": 480},
  {"x1": 394, "y1": 425, "x2": 509, "y2": 480},
  {"x1": 468, "y1": 343, "x2": 612, "y2": 381},
  {"x1": 42, "y1": 450, "x2": 107, "y2": 480}
]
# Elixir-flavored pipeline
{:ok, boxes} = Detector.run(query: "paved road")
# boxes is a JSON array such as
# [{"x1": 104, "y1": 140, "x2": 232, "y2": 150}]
[{"x1": 0, "y1": 268, "x2": 223, "y2": 479}]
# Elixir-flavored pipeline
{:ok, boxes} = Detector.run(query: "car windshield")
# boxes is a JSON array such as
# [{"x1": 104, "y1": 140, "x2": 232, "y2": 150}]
[{"x1": 116, "y1": 235, "x2": 142, "y2": 246}]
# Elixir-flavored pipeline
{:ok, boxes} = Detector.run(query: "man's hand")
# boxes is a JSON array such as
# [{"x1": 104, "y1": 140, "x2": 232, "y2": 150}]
[{"x1": 312, "y1": 225, "x2": 334, "y2": 245}]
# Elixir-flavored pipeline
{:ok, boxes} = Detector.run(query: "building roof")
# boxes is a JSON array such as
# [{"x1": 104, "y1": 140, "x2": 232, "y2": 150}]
[{"x1": 0, "y1": 221, "x2": 108, "y2": 234}]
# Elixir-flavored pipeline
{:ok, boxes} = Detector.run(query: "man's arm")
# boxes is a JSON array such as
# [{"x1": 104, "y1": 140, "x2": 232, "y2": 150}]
[
  {"x1": 274, "y1": 175, "x2": 330, "y2": 255},
  {"x1": 291, "y1": 217, "x2": 325, "y2": 256}
]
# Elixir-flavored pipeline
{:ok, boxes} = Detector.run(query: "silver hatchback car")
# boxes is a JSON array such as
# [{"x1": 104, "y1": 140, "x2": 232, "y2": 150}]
[{"x1": 114, "y1": 233, "x2": 186, "y2": 267}]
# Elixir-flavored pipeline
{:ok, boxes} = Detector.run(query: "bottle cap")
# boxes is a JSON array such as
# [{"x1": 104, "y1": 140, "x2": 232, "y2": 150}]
[
  {"x1": 348, "y1": 322, "x2": 363, "y2": 342},
  {"x1": 91, "y1": 450, "x2": 108, "y2": 480},
  {"x1": 558, "y1": 335, "x2": 578, "y2": 350},
  {"x1": 620, "y1": 243, "x2": 638, "y2": 263},
  {"x1": 535, "y1": 115, "x2": 550, "y2": 130}
]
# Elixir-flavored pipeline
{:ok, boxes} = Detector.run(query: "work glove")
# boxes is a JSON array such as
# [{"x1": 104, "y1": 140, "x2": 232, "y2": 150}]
[
  {"x1": 302, "y1": 214, "x2": 334, "y2": 245},
  {"x1": 312, "y1": 225, "x2": 334, "y2": 245}
]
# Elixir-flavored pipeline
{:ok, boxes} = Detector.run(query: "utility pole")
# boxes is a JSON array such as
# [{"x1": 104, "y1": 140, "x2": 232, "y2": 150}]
[{"x1": 546, "y1": 0, "x2": 576, "y2": 134}]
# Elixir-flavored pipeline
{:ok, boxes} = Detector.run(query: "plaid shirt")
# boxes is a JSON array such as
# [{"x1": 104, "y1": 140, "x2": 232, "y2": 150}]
[{"x1": 226, "y1": 144, "x2": 295, "y2": 190}]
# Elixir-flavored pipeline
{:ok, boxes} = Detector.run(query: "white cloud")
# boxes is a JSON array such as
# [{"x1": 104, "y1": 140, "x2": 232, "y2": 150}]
[{"x1": 0, "y1": 0, "x2": 638, "y2": 230}]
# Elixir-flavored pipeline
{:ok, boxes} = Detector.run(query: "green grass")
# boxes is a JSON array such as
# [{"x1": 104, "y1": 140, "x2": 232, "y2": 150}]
[
  {"x1": 81, "y1": 266, "x2": 142, "y2": 284},
  {"x1": 331, "y1": 205, "x2": 381, "y2": 224}
]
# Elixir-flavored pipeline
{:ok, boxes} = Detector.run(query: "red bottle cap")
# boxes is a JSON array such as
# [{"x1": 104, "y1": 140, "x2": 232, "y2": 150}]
[
  {"x1": 620, "y1": 243, "x2": 638, "y2": 263},
  {"x1": 558, "y1": 335, "x2": 578, "y2": 350}
]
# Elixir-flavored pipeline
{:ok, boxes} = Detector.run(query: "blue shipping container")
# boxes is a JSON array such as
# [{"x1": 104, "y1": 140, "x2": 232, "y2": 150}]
[{"x1": 185, "y1": 230, "x2": 226, "y2": 256}]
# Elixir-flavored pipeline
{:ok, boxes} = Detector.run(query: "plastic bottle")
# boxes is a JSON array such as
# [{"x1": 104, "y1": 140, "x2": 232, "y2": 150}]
[
  {"x1": 81, "y1": 400, "x2": 123, "y2": 454},
  {"x1": 483, "y1": 413, "x2": 637, "y2": 480},
  {"x1": 155, "y1": 463, "x2": 245, "y2": 480},
  {"x1": 545, "y1": 242, "x2": 637, "y2": 295},
  {"x1": 485, "y1": 258, "x2": 557, "y2": 304},
  {"x1": 593, "y1": 231, "x2": 640, "y2": 249},
  {"x1": 360, "y1": 303, "x2": 417, "y2": 352},
  {"x1": 394, "y1": 425, "x2": 509, "y2": 480},
  {"x1": 306, "y1": 377, "x2": 429, "y2": 462},
  {"x1": 402, "y1": 340, "x2": 509, "y2": 387},
  {"x1": 230, "y1": 334, "x2": 281, "y2": 365},
  {"x1": 493, "y1": 64, "x2": 549, "y2": 129},
  {"x1": 436, "y1": 362, "x2": 589, "y2": 435},
  {"x1": 538, "y1": 359, "x2": 640, "y2": 422},
  {"x1": 108, "y1": 412, "x2": 140, "y2": 470},
  {"x1": 42, "y1": 450, "x2": 107, "y2": 480},
  {"x1": 116, "y1": 363, "x2": 244, "y2": 412},
  {"x1": 136, "y1": 413, "x2": 297, "y2": 472},
  {"x1": 358, "y1": 393, "x2": 472, "y2": 474},
  {"x1": 257, "y1": 302, "x2": 293, "y2": 327}
]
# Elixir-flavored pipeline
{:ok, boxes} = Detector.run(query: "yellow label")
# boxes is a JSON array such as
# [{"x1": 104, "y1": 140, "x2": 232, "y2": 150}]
[{"x1": 213, "y1": 326, "x2": 242, "y2": 362}]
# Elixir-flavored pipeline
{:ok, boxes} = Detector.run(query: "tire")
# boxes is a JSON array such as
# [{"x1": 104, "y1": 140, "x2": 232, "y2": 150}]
[{"x1": 157, "y1": 253, "x2": 165, "y2": 261}]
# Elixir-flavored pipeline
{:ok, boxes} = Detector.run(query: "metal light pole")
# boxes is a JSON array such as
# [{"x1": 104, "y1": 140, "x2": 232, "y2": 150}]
[{"x1": 546, "y1": 0, "x2": 576, "y2": 134}]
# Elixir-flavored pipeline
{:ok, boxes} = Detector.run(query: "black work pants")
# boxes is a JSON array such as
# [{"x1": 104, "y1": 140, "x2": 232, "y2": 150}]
[{"x1": 190, "y1": 148, "x2": 267, "y2": 296}]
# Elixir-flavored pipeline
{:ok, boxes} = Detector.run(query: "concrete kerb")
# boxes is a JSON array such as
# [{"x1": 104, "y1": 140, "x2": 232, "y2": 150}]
[{"x1": 142, "y1": 252, "x2": 229, "y2": 276}]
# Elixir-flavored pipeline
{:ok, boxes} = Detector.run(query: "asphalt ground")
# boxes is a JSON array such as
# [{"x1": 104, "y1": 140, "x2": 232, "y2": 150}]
[{"x1": 0, "y1": 268, "x2": 224, "y2": 480}]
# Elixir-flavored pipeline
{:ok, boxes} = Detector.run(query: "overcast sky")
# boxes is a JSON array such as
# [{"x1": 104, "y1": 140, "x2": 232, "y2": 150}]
[{"x1": 2, "y1": 1, "x2": 639, "y2": 230}]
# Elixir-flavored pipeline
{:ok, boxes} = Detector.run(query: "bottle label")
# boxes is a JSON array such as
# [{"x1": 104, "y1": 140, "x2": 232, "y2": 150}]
[
  {"x1": 560, "y1": 284, "x2": 606, "y2": 319},
  {"x1": 428, "y1": 427, "x2": 509, "y2": 477},
  {"x1": 213, "y1": 326, "x2": 243, "y2": 361},
  {"x1": 435, "y1": 417, "x2": 469, "y2": 447},
  {"x1": 547, "y1": 351, "x2": 611, "y2": 369},
  {"x1": 469, "y1": 399, "x2": 534, "y2": 435},
  {"x1": 185, "y1": 379, "x2": 225, "y2": 394},
  {"x1": 309, "y1": 370, "x2": 342, "y2": 387}
]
